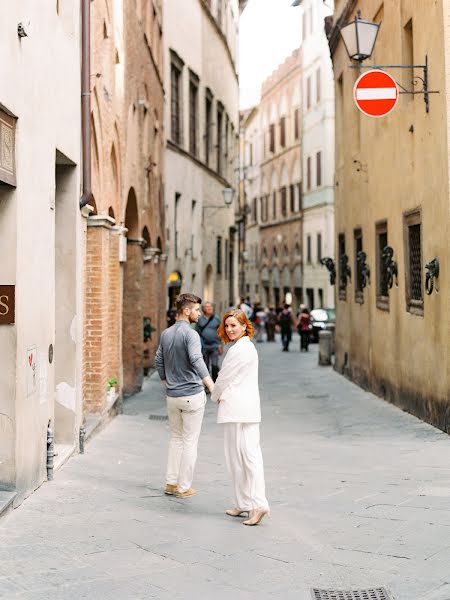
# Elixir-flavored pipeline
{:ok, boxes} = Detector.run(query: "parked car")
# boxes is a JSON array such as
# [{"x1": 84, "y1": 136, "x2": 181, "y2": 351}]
[{"x1": 309, "y1": 308, "x2": 335, "y2": 342}]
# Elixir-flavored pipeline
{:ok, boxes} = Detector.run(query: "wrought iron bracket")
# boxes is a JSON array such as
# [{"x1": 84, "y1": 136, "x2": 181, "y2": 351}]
[
  {"x1": 425, "y1": 257, "x2": 439, "y2": 295},
  {"x1": 320, "y1": 257, "x2": 336, "y2": 285},
  {"x1": 356, "y1": 251, "x2": 370, "y2": 288},
  {"x1": 349, "y1": 56, "x2": 439, "y2": 113},
  {"x1": 382, "y1": 245, "x2": 398, "y2": 289}
]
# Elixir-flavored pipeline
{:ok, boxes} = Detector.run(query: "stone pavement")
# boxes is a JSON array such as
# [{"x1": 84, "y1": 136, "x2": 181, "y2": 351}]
[{"x1": 1, "y1": 337, "x2": 450, "y2": 600}]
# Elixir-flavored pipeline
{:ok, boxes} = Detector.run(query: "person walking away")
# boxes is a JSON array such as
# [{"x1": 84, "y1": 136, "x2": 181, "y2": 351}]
[
  {"x1": 253, "y1": 303, "x2": 266, "y2": 343},
  {"x1": 278, "y1": 304, "x2": 294, "y2": 352},
  {"x1": 212, "y1": 309, "x2": 269, "y2": 526},
  {"x1": 297, "y1": 307, "x2": 311, "y2": 352},
  {"x1": 155, "y1": 293, "x2": 214, "y2": 499},
  {"x1": 265, "y1": 307, "x2": 277, "y2": 342},
  {"x1": 239, "y1": 297, "x2": 254, "y2": 320},
  {"x1": 195, "y1": 301, "x2": 222, "y2": 382}
]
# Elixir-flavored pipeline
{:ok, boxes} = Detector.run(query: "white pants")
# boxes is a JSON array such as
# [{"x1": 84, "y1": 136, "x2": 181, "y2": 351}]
[
  {"x1": 224, "y1": 423, "x2": 269, "y2": 511},
  {"x1": 166, "y1": 391, "x2": 206, "y2": 492}
]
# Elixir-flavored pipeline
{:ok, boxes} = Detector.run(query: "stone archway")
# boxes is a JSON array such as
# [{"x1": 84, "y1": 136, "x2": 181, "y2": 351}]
[{"x1": 122, "y1": 188, "x2": 143, "y2": 396}]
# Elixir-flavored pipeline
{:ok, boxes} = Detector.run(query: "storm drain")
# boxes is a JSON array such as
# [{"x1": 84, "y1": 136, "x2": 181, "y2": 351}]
[
  {"x1": 311, "y1": 589, "x2": 392, "y2": 600},
  {"x1": 148, "y1": 414, "x2": 168, "y2": 421}
]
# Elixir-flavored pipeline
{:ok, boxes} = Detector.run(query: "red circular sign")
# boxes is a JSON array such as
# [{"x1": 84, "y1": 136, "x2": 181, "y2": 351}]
[{"x1": 353, "y1": 70, "x2": 399, "y2": 118}]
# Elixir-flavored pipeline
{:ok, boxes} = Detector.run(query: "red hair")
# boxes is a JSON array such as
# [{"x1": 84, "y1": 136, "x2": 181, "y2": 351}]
[{"x1": 217, "y1": 309, "x2": 255, "y2": 343}]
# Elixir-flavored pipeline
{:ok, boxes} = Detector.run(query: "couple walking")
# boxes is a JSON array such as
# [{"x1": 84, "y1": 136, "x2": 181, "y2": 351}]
[{"x1": 155, "y1": 293, "x2": 269, "y2": 526}]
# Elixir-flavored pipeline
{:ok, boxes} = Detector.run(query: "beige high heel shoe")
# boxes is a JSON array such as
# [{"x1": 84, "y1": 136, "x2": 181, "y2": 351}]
[
  {"x1": 243, "y1": 507, "x2": 270, "y2": 526},
  {"x1": 225, "y1": 508, "x2": 248, "y2": 517}
]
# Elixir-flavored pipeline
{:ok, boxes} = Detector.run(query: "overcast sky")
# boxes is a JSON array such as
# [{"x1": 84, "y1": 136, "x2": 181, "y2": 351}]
[{"x1": 239, "y1": 0, "x2": 302, "y2": 110}]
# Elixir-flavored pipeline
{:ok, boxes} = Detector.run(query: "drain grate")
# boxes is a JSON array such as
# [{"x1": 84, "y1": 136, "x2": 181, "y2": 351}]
[
  {"x1": 311, "y1": 589, "x2": 392, "y2": 600},
  {"x1": 148, "y1": 414, "x2": 168, "y2": 421}
]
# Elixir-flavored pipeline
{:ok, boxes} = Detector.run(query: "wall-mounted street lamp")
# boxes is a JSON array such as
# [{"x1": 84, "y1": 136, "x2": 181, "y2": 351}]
[
  {"x1": 222, "y1": 187, "x2": 235, "y2": 206},
  {"x1": 340, "y1": 11, "x2": 439, "y2": 112}
]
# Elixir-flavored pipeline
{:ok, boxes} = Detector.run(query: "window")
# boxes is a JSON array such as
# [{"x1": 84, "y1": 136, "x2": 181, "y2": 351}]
[
  {"x1": 317, "y1": 233, "x2": 322, "y2": 263},
  {"x1": 252, "y1": 198, "x2": 257, "y2": 223},
  {"x1": 307, "y1": 156, "x2": 311, "y2": 190},
  {"x1": 205, "y1": 90, "x2": 213, "y2": 166},
  {"x1": 272, "y1": 191, "x2": 277, "y2": 220},
  {"x1": 249, "y1": 142, "x2": 253, "y2": 166},
  {"x1": 318, "y1": 289, "x2": 323, "y2": 308},
  {"x1": 189, "y1": 72, "x2": 199, "y2": 156},
  {"x1": 174, "y1": 193, "x2": 181, "y2": 258},
  {"x1": 216, "y1": 103, "x2": 223, "y2": 174},
  {"x1": 316, "y1": 68, "x2": 321, "y2": 103},
  {"x1": 191, "y1": 200, "x2": 196, "y2": 257},
  {"x1": 225, "y1": 239, "x2": 229, "y2": 279},
  {"x1": 298, "y1": 182, "x2": 303, "y2": 211},
  {"x1": 306, "y1": 76, "x2": 311, "y2": 109},
  {"x1": 290, "y1": 184, "x2": 295, "y2": 213},
  {"x1": 269, "y1": 124, "x2": 275, "y2": 153},
  {"x1": 376, "y1": 221, "x2": 389, "y2": 310},
  {"x1": 170, "y1": 53, "x2": 183, "y2": 145},
  {"x1": 280, "y1": 116, "x2": 286, "y2": 147},
  {"x1": 404, "y1": 209, "x2": 423, "y2": 315},
  {"x1": 216, "y1": 236, "x2": 222, "y2": 276},
  {"x1": 354, "y1": 228, "x2": 363, "y2": 303},
  {"x1": 316, "y1": 151, "x2": 322, "y2": 187},
  {"x1": 307, "y1": 235, "x2": 312, "y2": 263},
  {"x1": 281, "y1": 187, "x2": 287, "y2": 217},
  {"x1": 338, "y1": 233, "x2": 347, "y2": 300},
  {"x1": 294, "y1": 108, "x2": 300, "y2": 140}
]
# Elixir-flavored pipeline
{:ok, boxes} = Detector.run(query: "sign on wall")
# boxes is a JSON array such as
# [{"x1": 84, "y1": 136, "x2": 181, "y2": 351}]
[
  {"x1": 0, "y1": 285, "x2": 15, "y2": 325},
  {"x1": 354, "y1": 70, "x2": 399, "y2": 118},
  {"x1": 0, "y1": 108, "x2": 16, "y2": 186}
]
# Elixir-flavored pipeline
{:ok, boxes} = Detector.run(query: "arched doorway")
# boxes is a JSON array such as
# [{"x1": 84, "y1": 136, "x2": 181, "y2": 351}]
[{"x1": 122, "y1": 188, "x2": 143, "y2": 396}]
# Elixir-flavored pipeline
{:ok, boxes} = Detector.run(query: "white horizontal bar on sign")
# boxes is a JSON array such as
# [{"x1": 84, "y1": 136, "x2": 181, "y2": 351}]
[{"x1": 356, "y1": 87, "x2": 397, "y2": 101}]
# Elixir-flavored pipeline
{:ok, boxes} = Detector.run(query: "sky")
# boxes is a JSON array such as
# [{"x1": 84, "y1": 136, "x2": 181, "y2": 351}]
[{"x1": 239, "y1": 0, "x2": 302, "y2": 110}]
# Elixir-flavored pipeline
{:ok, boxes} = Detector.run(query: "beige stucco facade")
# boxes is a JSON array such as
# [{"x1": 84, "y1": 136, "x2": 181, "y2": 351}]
[
  {"x1": 163, "y1": 0, "x2": 240, "y2": 315},
  {"x1": 0, "y1": 4, "x2": 84, "y2": 504},
  {"x1": 329, "y1": 0, "x2": 450, "y2": 429}
]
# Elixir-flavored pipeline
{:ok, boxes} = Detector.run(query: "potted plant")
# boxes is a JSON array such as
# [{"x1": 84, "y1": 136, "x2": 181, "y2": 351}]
[{"x1": 107, "y1": 376, "x2": 118, "y2": 402}]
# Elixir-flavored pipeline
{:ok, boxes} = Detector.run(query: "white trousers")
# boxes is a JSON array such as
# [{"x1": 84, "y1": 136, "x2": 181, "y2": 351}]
[
  {"x1": 223, "y1": 423, "x2": 269, "y2": 511},
  {"x1": 166, "y1": 391, "x2": 206, "y2": 492}
]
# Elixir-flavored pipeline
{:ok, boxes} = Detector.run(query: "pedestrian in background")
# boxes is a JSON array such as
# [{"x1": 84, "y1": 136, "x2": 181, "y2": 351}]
[
  {"x1": 239, "y1": 297, "x2": 253, "y2": 320},
  {"x1": 155, "y1": 293, "x2": 214, "y2": 499},
  {"x1": 297, "y1": 307, "x2": 311, "y2": 352},
  {"x1": 253, "y1": 303, "x2": 266, "y2": 343},
  {"x1": 195, "y1": 301, "x2": 222, "y2": 382},
  {"x1": 212, "y1": 309, "x2": 270, "y2": 526},
  {"x1": 278, "y1": 304, "x2": 294, "y2": 352},
  {"x1": 265, "y1": 307, "x2": 277, "y2": 342}
]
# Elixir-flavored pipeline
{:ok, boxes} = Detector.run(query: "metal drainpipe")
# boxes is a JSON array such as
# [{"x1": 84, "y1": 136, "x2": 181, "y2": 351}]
[
  {"x1": 80, "y1": 0, "x2": 93, "y2": 209},
  {"x1": 46, "y1": 420, "x2": 55, "y2": 481}
]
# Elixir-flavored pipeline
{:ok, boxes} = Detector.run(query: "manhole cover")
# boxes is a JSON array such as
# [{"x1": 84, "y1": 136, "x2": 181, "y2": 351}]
[
  {"x1": 148, "y1": 414, "x2": 168, "y2": 421},
  {"x1": 311, "y1": 589, "x2": 392, "y2": 600}
]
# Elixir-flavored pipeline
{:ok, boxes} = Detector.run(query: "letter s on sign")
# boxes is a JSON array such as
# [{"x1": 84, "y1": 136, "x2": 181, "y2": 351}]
[{"x1": 0, "y1": 295, "x2": 9, "y2": 315}]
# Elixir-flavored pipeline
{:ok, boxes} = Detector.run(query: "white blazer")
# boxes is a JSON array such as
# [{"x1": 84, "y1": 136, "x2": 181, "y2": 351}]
[{"x1": 211, "y1": 336, "x2": 261, "y2": 424}]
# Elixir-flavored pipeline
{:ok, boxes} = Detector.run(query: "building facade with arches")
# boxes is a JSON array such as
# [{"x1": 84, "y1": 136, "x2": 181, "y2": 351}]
[
  {"x1": 84, "y1": 0, "x2": 166, "y2": 418},
  {"x1": 163, "y1": 0, "x2": 241, "y2": 315}
]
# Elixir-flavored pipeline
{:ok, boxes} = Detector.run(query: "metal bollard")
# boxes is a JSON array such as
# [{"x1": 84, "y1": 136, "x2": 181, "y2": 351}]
[
  {"x1": 79, "y1": 424, "x2": 86, "y2": 455},
  {"x1": 318, "y1": 330, "x2": 333, "y2": 366},
  {"x1": 46, "y1": 420, "x2": 55, "y2": 481}
]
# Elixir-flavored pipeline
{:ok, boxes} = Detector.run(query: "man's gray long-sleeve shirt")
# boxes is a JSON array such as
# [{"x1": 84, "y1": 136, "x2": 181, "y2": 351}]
[{"x1": 155, "y1": 320, "x2": 209, "y2": 397}]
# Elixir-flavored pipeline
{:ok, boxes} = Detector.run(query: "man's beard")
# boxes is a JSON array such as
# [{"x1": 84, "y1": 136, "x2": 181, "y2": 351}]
[{"x1": 189, "y1": 314, "x2": 199, "y2": 324}]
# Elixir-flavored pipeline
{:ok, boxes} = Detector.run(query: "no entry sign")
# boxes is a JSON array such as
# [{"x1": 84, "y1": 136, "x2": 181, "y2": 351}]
[{"x1": 353, "y1": 70, "x2": 399, "y2": 117}]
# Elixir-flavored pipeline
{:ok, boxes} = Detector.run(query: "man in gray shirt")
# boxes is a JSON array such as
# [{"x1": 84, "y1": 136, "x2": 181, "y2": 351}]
[{"x1": 155, "y1": 293, "x2": 214, "y2": 499}]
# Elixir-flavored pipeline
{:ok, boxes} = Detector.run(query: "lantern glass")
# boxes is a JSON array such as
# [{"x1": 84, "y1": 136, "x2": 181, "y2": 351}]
[
  {"x1": 222, "y1": 187, "x2": 234, "y2": 205},
  {"x1": 341, "y1": 16, "x2": 380, "y2": 61}
]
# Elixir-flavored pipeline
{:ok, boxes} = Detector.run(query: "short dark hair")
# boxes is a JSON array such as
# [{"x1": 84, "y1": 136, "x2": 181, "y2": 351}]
[{"x1": 176, "y1": 293, "x2": 202, "y2": 315}]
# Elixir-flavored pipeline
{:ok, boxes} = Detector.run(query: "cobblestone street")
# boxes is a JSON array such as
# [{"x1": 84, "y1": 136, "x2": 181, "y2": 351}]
[{"x1": 1, "y1": 339, "x2": 450, "y2": 600}]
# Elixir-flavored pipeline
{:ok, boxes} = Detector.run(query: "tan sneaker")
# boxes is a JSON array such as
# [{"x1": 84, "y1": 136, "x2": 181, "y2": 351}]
[
  {"x1": 175, "y1": 487, "x2": 196, "y2": 498},
  {"x1": 164, "y1": 483, "x2": 178, "y2": 495},
  {"x1": 243, "y1": 507, "x2": 270, "y2": 526}
]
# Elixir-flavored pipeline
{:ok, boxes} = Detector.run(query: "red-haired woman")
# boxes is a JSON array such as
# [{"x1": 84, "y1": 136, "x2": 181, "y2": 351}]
[{"x1": 211, "y1": 309, "x2": 270, "y2": 526}]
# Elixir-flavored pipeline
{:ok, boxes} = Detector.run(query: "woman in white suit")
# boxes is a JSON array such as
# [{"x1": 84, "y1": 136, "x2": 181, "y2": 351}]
[{"x1": 212, "y1": 309, "x2": 270, "y2": 526}]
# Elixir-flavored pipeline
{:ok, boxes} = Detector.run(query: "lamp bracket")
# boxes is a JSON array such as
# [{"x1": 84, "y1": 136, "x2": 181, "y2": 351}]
[{"x1": 349, "y1": 56, "x2": 439, "y2": 113}]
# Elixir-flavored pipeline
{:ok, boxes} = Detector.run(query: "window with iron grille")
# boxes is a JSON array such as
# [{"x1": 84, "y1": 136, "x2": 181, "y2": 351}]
[
  {"x1": 269, "y1": 124, "x2": 275, "y2": 153},
  {"x1": 354, "y1": 228, "x2": 363, "y2": 303},
  {"x1": 204, "y1": 90, "x2": 212, "y2": 166},
  {"x1": 376, "y1": 221, "x2": 389, "y2": 310},
  {"x1": 170, "y1": 61, "x2": 182, "y2": 145},
  {"x1": 281, "y1": 187, "x2": 287, "y2": 217},
  {"x1": 189, "y1": 73, "x2": 199, "y2": 156},
  {"x1": 404, "y1": 210, "x2": 423, "y2": 315},
  {"x1": 280, "y1": 117, "x2": 286, "y2": 147},
  {"x1": 338, "y1": 233, "x2": 347, "y2": 300},
  {"x1": 216, "y1": 236, "x2": 222, "y2": 276}
]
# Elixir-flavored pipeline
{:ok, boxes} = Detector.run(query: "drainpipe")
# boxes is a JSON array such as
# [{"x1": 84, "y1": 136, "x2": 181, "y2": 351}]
[{"x1": 80, "y1": 0, "x2": 93, "y2": 209}]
